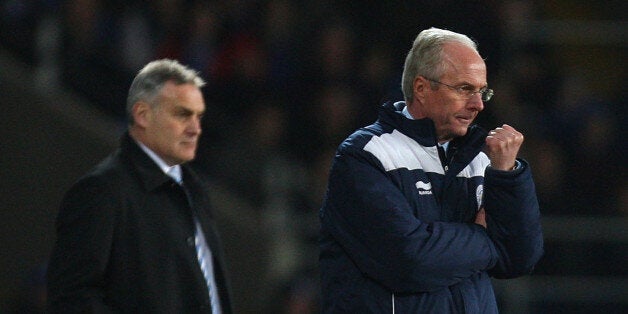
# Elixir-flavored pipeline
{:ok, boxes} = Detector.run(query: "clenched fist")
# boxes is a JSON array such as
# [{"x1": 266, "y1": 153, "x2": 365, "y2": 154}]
[{"x1": 485, "y1": 124, "x2": 523, "y2": 171}]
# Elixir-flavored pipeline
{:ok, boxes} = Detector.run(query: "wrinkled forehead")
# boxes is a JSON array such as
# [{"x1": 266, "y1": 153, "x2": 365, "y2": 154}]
[
  {"x1": 156, "y1": 82, "x2": 205, "y2": 109},
  {"x1": 440, "y1": 44, "x2": 487, "y2": 82}
]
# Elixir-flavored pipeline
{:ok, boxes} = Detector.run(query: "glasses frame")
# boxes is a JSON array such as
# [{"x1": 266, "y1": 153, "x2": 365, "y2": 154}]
[{"x1": 423, "y1": 77, "x2": 494, "y2": 102}]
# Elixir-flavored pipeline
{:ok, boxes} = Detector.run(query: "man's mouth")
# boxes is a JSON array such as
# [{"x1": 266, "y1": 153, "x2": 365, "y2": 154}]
[{"x1": 456, "y1": 116, "x2": 473, "y2": 123}]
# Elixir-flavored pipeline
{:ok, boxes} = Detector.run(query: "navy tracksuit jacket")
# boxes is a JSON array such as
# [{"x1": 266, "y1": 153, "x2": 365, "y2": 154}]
[{"x1": 320, "y1": 101, "x2": 543, "y2": 313}]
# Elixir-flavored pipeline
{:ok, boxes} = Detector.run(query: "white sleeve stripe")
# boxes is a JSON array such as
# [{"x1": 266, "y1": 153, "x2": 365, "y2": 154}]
[{"x1": 364, "y1": 130, "x2": 444, "y2": 174}]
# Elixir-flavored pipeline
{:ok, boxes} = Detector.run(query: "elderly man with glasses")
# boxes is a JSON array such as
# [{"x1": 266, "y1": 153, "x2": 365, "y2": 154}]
[{"x1": 319, "y1": 27, "x2": 543, "y2": 313}]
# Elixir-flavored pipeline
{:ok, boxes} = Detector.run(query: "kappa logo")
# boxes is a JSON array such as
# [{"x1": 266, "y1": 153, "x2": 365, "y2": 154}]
[{"x1": 416, "y1": 181, "x2": 433, "y2": 195}]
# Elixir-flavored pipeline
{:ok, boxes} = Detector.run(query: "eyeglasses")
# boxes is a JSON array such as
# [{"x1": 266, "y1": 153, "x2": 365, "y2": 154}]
[{"x1": 424, "y1": 77, "x2": 494, "y2": 102}]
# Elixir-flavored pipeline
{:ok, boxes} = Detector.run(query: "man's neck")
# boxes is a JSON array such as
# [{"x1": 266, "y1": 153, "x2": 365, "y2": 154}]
[{"x1": 134, "y1": 137, "x2": 181, "y2": 180}]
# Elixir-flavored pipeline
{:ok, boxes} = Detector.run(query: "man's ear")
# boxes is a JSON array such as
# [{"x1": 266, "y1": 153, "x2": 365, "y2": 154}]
[
  {"x1": 413, "y1": 76, "x2": 428, "y2": 103},
  {"x1": 132, "y1": 101, "x2": 151, "y2": 128}
]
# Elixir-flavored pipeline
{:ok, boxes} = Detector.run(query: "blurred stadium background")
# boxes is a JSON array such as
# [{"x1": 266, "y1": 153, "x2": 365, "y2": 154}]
[{"x1": 1, "y1": 1, "x2": 626, "y2": 313}]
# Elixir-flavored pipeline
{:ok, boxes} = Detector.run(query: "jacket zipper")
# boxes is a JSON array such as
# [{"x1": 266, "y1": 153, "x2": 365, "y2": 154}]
[{"x1": 392, "y1": 293, "x2": 395, "y2": 314}]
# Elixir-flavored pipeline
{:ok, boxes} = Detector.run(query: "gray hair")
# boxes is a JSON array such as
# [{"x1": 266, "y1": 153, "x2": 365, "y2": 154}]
[
  {"x1": 401, "y1": 27, "x2": 478, "y2": 103},
  {"x1": 126, "y1": 59, "x2": 205, "y2": 124}
]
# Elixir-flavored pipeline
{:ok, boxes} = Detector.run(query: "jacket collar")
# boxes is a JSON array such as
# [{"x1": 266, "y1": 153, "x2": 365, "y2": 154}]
[
  {"x1": 447, "y1": 124, "x2": 487, "y2": 176},
  {"x1": 378, "y1": 101, "x2": 487, "y2": 148},
  {"x1": 378, "y1": 101, "x2": 438, "y2": 146},
  {"x1": 120, "y1": 132, "x2": 175, "y2": 191}
]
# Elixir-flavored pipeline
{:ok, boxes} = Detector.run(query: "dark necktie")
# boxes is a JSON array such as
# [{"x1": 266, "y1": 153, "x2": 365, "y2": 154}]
[{"x1": 172, "y1": 173, "x2": 221, "y2": 314}]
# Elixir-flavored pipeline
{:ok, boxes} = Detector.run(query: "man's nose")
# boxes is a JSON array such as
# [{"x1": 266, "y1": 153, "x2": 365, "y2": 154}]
[
  {"x1": 467, "y1": 93, "x2": 484, "y2": 111},
  {"x1": 188, "y1": 116, "x2": 202, "y2": 134}
]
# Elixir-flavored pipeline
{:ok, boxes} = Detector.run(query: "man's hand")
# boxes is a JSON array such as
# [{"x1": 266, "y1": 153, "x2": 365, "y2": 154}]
[
  {"x1": 485, "y1": 124, "x2": 523, "y2": 171},
  {"x1": 475, "y1": 208, "x2": 487, "y2": 228}
]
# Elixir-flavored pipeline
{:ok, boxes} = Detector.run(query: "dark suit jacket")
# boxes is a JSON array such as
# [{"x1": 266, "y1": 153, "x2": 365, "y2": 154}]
[{"x1": 47, "y1": 133, "x2": 232, "y2": 313}]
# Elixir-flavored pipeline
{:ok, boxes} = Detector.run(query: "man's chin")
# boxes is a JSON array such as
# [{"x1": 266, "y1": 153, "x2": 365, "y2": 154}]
[
  {"x1": 449, "y1": 128, "x2": 469, "y2": 140},
  {"x1": 182, "y1": 154, "x2": 196, "y2": 163}
]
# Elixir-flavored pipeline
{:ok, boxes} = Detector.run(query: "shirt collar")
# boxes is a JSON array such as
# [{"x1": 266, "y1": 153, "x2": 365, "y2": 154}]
[
  {"x1": 135, "y1": 140, "x2": 182, "y2": 183},
  {"x1": 401, "y1": 105, "x2": 413, "y2": 119}
]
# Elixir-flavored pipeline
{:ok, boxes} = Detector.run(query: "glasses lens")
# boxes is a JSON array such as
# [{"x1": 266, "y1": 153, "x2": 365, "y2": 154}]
[{"x1": 482, "y1": 89, "x2": 494, "y2": 102}]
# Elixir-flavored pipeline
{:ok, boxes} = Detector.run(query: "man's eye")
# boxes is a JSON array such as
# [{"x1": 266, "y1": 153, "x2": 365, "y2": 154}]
[{"x1": 460, "y1": 85, "x2": 475, "y2": 92}]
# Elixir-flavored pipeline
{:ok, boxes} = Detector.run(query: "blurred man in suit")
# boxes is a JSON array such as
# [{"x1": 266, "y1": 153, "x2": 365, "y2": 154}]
[{"x1": 47, "y1": 59, "x2": 231, "y2": 313}]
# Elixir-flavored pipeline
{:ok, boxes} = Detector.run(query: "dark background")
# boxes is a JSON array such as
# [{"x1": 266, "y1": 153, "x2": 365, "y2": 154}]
[{"x1": 1, "y1": 1, "x2": 626, "y2": 313}]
